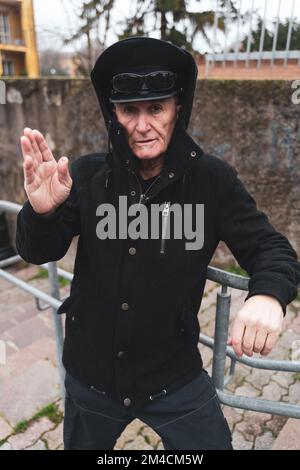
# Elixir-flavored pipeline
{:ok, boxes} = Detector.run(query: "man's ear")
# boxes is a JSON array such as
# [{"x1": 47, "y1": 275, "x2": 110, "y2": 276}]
[{"x1": 176, "y1": 104, "x2": 182, "y2": 118}]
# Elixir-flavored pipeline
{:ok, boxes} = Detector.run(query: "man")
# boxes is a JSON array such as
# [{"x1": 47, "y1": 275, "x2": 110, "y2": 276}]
[{"x1": 16, "y1": 37, "x2": 300, "y2": 450}]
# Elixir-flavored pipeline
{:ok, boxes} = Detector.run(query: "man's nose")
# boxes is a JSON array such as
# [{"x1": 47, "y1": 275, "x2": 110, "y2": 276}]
[{"x1": 136, "y1": 113, "x2": 151, "y2": 133}]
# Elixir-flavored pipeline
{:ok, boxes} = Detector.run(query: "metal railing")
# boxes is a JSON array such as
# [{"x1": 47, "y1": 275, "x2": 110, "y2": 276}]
[
  {"x1": 0, "y1": 200, "x2": 300, "y2": 418},
  {"x1": 205, "y1": 0, "x2": 300, "y2": 78}
]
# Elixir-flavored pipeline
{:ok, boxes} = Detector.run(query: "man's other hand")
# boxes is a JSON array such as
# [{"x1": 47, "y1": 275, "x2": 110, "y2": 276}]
[{"x1": 227, "y1": 294, "x2": 284, "y2": 358}]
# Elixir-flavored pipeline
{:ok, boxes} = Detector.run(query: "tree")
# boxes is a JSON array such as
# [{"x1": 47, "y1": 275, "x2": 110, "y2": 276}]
[
  {"x1": 62, "y1": 0, "x2": 115, "y2": 74},
  {"x1": 241, "y1": 19, "x2": 300, "y2": 52},
  {"x1": 117, "y1": 0, "x2": 238, "y2": 52}
]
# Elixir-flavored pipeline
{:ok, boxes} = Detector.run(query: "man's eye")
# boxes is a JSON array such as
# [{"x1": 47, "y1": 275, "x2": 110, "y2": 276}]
[
  {"x1": 151, "y1": 105, "x2": 162, "y2": 113},
  {"x1": 123, "y1": 106, "x2": 135, "y2": 114}
]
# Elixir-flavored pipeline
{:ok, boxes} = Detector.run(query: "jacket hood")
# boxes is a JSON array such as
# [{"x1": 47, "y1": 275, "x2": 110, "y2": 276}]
[{"x1": 90, "y1": 36, "x2": 199, "y2": 174}]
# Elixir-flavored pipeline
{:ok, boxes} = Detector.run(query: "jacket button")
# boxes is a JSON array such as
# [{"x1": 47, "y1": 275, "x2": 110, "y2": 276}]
[
  {"x1": 129, "y1": 247, "x2": 136, "y2": 255},
  {"x1": 121, "y1": 303, "x2": 129, "y2": 311},
  {"x1": 190, "y1": 151, "x2": 197, "y2": 157},
  {"x1": 124, "y1": 397, "x2": 131, "y2": 406},
  {"x1": 130, "y1": 190, "x2": 136, "y2": 196},
  {"x1": 117, "y1": 351, "x2": 125, "y2": 358},
  {"x1": 168, "y1": 172, "x2": 174, "y2": 178}
]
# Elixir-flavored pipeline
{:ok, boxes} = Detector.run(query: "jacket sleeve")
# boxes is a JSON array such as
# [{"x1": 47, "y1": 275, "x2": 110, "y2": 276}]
[
  {"x1": 15, "y1": 163, "x2": 80, "y2": 265},
  {"x1": 217, "y1": 163, "x2": 300, "y2": 316}
]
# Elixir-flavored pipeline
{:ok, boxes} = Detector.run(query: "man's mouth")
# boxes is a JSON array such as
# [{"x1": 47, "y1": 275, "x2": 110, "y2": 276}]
[{"x1": 135, "y1": 138, "x2": 156, "y2": 146}]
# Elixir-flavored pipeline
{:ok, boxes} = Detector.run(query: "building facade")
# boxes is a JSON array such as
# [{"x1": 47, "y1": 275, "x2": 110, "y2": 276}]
[{"x1": 0, "y1": 0, "x2": 39, "y2": 77}]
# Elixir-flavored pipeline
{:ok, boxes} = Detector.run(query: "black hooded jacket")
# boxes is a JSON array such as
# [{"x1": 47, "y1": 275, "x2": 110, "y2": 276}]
[{"x1": 16, "y1": 37, "x2": 300, "y2": 409}]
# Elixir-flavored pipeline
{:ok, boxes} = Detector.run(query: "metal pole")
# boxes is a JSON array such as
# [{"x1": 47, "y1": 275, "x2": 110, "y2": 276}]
[
  {"x1": 246, "y1": 0, "x2": 255, "y2": 68},
  {"x1": 234, "y1": 0, "x2": 242, "y2": 67},
  {"x1": 212, "y1": 285, "x2": 231, "y2": 391},
  {"x1": 257, "y1": 0, "x2": 268, "y2": 68},
  {"x1": 212, "y1": 0, "x2": 219, "y2": 66},
  {"x1": 285, "y1": 0, "x2": 295, "y2": 68},
  {"x1": 48, "y1": 261, "x2": 66, "y2": 404},
  {"x1": 271, "y1": 0, "x2": 281, "y2": 67},
  {"x1": 222, "y1": 0, "x2": 231, "y2": 68}
]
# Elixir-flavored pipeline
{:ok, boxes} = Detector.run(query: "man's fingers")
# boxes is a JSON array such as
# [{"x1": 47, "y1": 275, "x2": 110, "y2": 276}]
[
  {"x1": 23, "y1": 155, "x2": 35, "y2": 186},
  {"x1": 57, "y1": 157, "x2": 72, "y2": 188},
  {"x1": 231, "y1": 318, "x2": 245, "y2": 357},
  {"x1": 24, "y1": 128, "x2": 43, "y2": 164},
  {"x1": 32, "y1": 129, "x2": 54, "y2": 162},
  {"x1": 253, "y1": 329, "x2": 268, "y2": 353},
  {"x1": 261, "y1": 331, "x2": 279, "y2": 356},
  {"x1": 20, "y1": 135, "x2": 33, "y2": 160},
  {"x1": 241, "y1": 325, "x2": 256, "y2": 357}
]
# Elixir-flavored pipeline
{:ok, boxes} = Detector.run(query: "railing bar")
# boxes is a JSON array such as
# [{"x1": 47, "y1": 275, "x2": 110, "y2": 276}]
[
  {"x1": 200, "y1": 333, "x2": 300, "y2": 372},
  {"x1": 246, "y1": 0, "x2": 255, "y2": 68},
  {"x1": 218, "y1": 390, "x2": 300, "y2": 418},
  {"x1": 0, "y1": 267, "x2": 61, "y2": 309},
  {"x1": 285, "y1": 0, "x2": 296, "y2": 68},
  {"x1": 271, "y1": 0, "x2": 282, "y2": 67},
  {"x1": 257, "y1": 0, "x2": 268, "y2": 68}
]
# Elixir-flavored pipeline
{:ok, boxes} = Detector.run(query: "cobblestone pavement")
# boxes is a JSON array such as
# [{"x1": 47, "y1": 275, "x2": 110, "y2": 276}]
[{"x1": 0, "y1": 259, "x2": 299, "y2": 450}]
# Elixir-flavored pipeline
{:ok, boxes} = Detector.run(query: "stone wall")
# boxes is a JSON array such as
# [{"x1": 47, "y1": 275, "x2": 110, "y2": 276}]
[{"x1": 0, "y1": 78, "x2": 299, "y2": 266}]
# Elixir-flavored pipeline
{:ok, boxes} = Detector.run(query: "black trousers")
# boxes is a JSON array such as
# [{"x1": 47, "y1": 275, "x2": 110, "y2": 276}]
[{"x1": 64, "y1": 369, "x2": 233, "y2": 450}]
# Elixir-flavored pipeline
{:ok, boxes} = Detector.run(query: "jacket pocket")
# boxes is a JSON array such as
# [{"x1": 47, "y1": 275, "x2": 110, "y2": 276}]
[{"x1": 57, "y1": 292, "x2": 80, "y2": 315}]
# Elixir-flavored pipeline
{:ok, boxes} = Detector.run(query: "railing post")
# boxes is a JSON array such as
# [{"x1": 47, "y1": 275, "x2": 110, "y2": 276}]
[
  {"x1": 212, "y1": 284, "x2": 231, "y2": 391},
  {"x1": 48, "y1": 261, "x2": 65, "y2": 404}
]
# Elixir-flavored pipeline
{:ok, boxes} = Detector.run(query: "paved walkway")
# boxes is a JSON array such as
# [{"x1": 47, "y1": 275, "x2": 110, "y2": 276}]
[{"x1": 0, "y1": 254, "x2": 299, "y2": 450}]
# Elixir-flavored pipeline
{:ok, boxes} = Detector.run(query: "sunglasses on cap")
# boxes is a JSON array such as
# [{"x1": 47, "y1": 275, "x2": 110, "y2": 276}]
[{"x1": 111, "y1": 70, "x2": 177, "y2": 94}]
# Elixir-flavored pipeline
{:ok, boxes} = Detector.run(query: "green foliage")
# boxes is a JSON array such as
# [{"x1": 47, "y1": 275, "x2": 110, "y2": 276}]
[
  {"x1": 32, "y1": 403, "x2": 63, "y2": 425},
  {"x1": 14, "y1": 420, "x2": 29, "y2": 434},
  {"x1": 74, "y1": 0, "x2": 237, "y2": 52},
  {"x1": 241, "y1": 19, "x2": 300, "y2": 52},
  {"x1": 13, "y1": 403, "x2": 63, "y2": 435},
  {"x1": 34, "y1": 267, "x2": 70, "y2": 288},
  {"x1": 224, "y1": 265, "x2": 248, "y2": 277}
]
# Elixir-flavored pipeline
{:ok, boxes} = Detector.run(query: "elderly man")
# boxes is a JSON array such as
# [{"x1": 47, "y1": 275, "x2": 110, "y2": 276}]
[{"x1": 17, "y1": 37, "x2": 300, "y2": 450}]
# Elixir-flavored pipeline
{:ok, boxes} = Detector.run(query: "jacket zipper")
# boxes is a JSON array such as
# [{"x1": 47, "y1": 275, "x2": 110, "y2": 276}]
[
  {"x1": 160, "y1": 201, "x2": 171, "y2": 254},
  {"x1": 131, "y1": 169, "x2": 170, "y2": 254}
]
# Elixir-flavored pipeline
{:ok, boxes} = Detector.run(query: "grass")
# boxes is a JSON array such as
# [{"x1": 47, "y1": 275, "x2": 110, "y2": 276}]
[
  {"x1": 223, "y1": 265, "x2": 248, "y2": 277},
  {"x1": 13, "y1": 403, "x2": 63, "y2": 435},
  {"x1": 34, "y1": 267, "x2": 70, "y2": 288}
]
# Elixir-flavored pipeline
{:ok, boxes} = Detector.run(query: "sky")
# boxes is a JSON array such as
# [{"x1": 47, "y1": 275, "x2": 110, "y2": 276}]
[{"x1": 33, "y1": 0, "x2": 300, "y2": 54}]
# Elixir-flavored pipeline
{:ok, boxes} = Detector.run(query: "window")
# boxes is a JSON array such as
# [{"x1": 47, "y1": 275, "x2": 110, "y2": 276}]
[
  {"x1": 0, "y1": 14, "x2": 11, "y2": 44},
  {"x1": 3, "y1": 60, "x2": 14, "y2": 76}
]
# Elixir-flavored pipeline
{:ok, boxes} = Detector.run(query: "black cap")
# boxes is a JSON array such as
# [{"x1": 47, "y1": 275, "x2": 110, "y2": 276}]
[
  {"x1": 109, "y1": 64, "x2": 179, "y2": 103},
  {"x1": 90, "y1": 37, "x2": 198, "y2": 130}
]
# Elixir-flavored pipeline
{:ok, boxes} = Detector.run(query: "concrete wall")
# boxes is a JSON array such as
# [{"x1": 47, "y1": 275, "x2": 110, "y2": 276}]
[{"x1": 0, "y1": 78, "x2": 299, "y2": 266}]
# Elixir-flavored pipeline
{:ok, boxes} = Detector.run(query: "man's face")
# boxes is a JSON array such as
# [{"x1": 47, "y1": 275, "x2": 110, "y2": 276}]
[{"x1": 113, "y1": 97, "x2": 181, "y2": 161}]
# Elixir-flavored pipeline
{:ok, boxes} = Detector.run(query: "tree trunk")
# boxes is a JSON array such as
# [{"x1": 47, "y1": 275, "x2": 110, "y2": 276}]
[{"x1": 160, "y1": 10, "x2": 167, "y2": 40}]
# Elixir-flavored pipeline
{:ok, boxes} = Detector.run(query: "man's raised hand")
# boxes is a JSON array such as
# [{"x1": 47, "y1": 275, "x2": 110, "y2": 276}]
[{"x1": 20, "y1": 127, "x2": 72, "y2": 215}]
